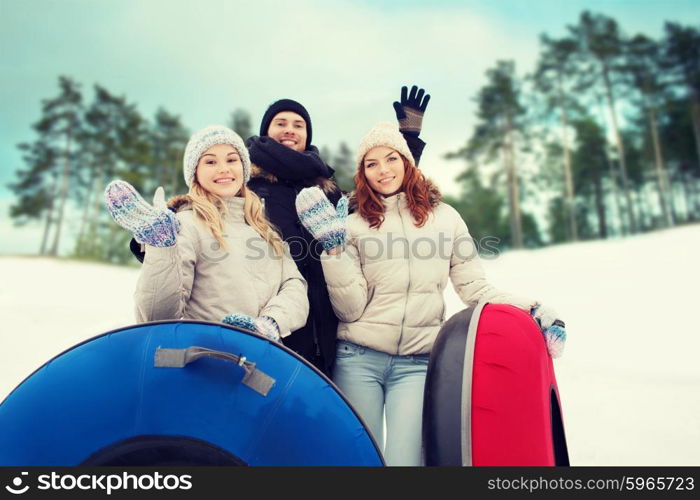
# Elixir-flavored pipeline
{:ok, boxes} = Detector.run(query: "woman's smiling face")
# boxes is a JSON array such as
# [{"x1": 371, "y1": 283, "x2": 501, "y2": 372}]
[
  {"x1": 195, "y1": 143, "x2": 244, "y2": 198},
  {"x1": 363, "y1": 146, "x2": 405, "y2": 196}
]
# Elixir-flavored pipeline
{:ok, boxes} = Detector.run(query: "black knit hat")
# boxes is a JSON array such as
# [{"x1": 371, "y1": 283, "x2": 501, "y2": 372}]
[{"x1": 259, "y1": 99, "x2": 312, "y2": 149}]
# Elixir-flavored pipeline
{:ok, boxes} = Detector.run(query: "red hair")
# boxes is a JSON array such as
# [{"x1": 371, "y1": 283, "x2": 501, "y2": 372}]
[{"x1": 354, "y1": 156, "x2": 436, "y2": 229}]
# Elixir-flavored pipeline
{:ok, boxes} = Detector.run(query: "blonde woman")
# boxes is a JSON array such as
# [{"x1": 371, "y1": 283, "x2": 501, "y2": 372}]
[{"x1": 105, "y1": 125, "x2": 309, "y2": 341}]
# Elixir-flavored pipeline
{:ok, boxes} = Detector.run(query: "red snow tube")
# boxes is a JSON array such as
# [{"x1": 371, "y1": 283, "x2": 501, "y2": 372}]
[{"x1": 423, "y1": 302, "x2": 569, "y2": 466}]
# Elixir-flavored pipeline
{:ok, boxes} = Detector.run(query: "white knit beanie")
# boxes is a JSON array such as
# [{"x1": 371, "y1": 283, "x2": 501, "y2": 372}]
[
  {"x1": 183, "y1": 125, "x2": 251, "y2": 188},
  {"x1": 355, "y1": 122, "x2": 416, "y2": 171}
]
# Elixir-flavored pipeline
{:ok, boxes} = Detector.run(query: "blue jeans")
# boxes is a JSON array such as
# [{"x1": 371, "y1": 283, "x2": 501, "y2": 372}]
[{"x1": 332, "y1": 340, "x2": 429, "y2": 466}]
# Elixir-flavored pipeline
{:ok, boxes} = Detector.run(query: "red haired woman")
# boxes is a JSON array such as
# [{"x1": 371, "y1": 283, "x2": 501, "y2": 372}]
[{"x1": 295, "y1": 122, "x2": 566, "y2": 466}]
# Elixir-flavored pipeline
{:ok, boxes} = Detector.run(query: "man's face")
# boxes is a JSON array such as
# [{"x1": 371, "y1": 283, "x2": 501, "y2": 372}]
[{"x1": 266, "y1": 111, "x2": 308, "y2": 152}]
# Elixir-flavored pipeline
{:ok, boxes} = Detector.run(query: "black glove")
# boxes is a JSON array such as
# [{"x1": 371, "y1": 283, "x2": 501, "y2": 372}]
[{"x1": 392, "y1": 85, "x2": 430, "y2": 137}]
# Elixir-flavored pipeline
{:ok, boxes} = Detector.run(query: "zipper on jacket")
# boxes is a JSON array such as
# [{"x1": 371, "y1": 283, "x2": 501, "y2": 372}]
[
  {"x1": 395, "y1": 193, "x2": 411, "y2": 355},
  {"x1": 309, "y1": 284, "x2": 321, "y2": 358},
  {"x1": 312, "y1": 316, "x2": 321, "y2": 357}
]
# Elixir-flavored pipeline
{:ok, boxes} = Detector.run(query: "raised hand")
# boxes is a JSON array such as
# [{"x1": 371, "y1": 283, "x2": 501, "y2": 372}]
[
  {"x1": 104, "y1": 181, "x2": 180, "y2": 247},
  {"x1": 392, "y1": 84, "x2": 431, "y2": 137}
]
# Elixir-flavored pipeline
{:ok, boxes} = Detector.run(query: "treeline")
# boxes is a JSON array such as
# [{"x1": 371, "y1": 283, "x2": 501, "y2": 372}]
[
  {"x1": 9, "y1": 11, "x2": 700, "y2": 261},
  {"x1": 8, "y1": 82, "x2": 355, "y2": 263},
  {"x1": 445, "y1": 12, "x2": 700, "y2": 248}
]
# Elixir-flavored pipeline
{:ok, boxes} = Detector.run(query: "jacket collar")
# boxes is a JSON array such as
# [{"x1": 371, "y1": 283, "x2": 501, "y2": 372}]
[
  {"x1": 380, "y1": 192, "x2": 404, "y2": 210},
  {"x1": 223, "y1": 196, "x2": 246, "y2": 222}
]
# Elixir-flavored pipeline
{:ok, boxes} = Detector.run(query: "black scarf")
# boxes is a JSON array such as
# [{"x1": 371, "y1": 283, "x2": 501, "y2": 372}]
[{"x1": 246, "y1": 136, "x2": 335, "y2": 182}]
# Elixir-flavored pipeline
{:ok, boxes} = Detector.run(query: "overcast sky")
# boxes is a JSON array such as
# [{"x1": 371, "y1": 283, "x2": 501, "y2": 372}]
[{"x1": 1, "y1": 0, "x2": 697, "y2": 252}]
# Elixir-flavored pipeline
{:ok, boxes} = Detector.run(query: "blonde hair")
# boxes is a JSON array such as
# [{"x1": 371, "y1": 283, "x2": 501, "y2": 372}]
[{"x1": 188, "y1": 181, "x2": 285, "y2": 256}]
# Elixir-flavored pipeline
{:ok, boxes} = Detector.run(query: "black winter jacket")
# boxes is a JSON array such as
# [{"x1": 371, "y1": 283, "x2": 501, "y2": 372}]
[{"x1": 246, "y1": 162, "x2": 341, "y2": 376}]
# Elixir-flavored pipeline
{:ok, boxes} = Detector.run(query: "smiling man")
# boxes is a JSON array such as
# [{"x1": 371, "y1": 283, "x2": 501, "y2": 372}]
[
  {"x1": 244, "y1": 93, "x2": 427, "y2": 376},
  {"x1": 245, "y1": 99, "x2": 342, "y2": 376},
  {"x1": 266, "y1": 110, "x2": 308, "y2": 152}
]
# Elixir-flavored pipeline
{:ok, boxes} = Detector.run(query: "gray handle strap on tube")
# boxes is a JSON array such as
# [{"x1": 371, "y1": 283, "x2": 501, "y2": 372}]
[{"x1": 154, "y1": 346, "x2": 275, "y2": 396}]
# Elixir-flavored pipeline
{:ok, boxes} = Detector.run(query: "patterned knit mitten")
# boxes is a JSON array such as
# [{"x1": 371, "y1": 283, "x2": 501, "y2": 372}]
[
  {"x1": 543, "y1": 324, "x2": 566, "y2": 359},
  {"x1": 531, "y1": 305, "x2": 567, "y2": 359},
  {"x1": 104, "y1": 180, "x2": 180, "y2": 247},
  {"x1": 222, "y1": 313, "x2": 281, "y2": 342},
  {"x1": 295, "y1": 187, "x2": 348, "y2": 252},
  {"x1": 392, "y1": 85, "x2": 430, "y2": 137}
]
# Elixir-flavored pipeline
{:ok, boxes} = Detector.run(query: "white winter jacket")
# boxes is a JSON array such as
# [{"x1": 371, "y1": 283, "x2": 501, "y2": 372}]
[
  {"x1": 321, "y1": 187, "x2": 536, "y2": 355},
  {"x1": 134, "y1": 195, "x2": 309, "y2": 335}
]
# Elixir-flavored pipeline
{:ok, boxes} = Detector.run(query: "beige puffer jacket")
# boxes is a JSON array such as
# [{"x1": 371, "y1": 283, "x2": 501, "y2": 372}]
[
  {"x1": 320, "y1": 184, "x2": 536, "y2": 355},
  {"x1": 134, "y1": 195, "x2": 309, "y2": 336}
]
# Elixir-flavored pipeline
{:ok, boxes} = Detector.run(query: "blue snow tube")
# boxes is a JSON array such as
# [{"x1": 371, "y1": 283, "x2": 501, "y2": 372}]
[{"x1": 0, "y1": 321, "x2": 384, "y2": 466}]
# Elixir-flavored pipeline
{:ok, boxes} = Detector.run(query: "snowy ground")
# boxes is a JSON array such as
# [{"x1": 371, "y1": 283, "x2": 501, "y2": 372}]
[{"x1": 1, "y1": 224, "x2": 699, "y2": 465}]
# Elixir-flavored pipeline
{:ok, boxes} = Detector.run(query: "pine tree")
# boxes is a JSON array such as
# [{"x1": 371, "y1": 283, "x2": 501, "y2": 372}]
[
  {"x1": 76, "y1": 85, "x2": 148, "y2": 262},
  {"x1": 463, "y1": 60, "x2": 527, "y2": 248},
  {"x1": 661, "y1": 22, "x2": 700, "y2": 172},
  {"x1": 624, "y1": 34, "x2": 675, "y2": 227},
  {"x1": 443, "y1": 166, "x2": 510, "y2": 248},
  {"x1": 318, "y1": 145, "x2": 332, "y2": 165},
  {"x1": 570, "y1": 11, "x2": 638, "y2": 234},
  {"x1": 532, "y1": 34, "x2": 581, "y2": 241},
  {"x1": 150, "y1": 108, "x2": 189, "y2": 197},
  {"x1": 26, "y1": 76, "x2": 84, "y2": 256},
  {"x1": 660, "y1": 96, "x2": 700, "y2": 219},
  {"x1": 571, "y1": 117, "x2": 610, "y2": 238},
  {"x1": 332, "y1": 142, "x2": 355, "y2": 193},
  {"x1": 229, "y1": 108, "x2": 252, "y2": 141},
  {"x1": 8, "y1": 141, "x2": 59, "y2": 254}
]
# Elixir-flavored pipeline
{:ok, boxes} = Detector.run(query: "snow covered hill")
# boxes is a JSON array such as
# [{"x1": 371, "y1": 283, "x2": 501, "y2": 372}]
[{"x1": 1, "y1": 224, "x2": 699, "y2": 465}]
